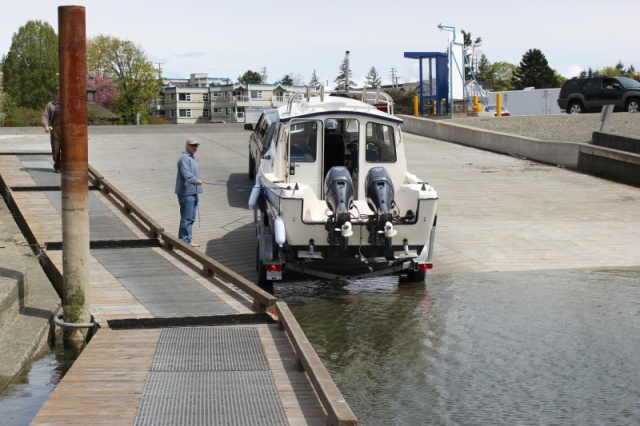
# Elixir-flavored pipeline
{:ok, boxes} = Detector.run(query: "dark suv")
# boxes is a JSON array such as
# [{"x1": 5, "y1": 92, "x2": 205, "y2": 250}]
[{"x1": 557, "y1": 76, "x2": 640, "y2": 114}]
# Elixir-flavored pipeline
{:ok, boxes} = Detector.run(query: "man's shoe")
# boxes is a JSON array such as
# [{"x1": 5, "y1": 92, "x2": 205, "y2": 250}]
[
  {"x1": 54, "y1": 168, "x2": 61, "y2": 173},
  {"x1": 189, "y1": 242, "x2": 200, "y2": 247}
]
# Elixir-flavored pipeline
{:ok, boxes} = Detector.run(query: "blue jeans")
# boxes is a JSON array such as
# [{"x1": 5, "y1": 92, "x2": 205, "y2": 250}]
[{"x1": 178, "y1": 194, "x2": 198, "y2": 243}]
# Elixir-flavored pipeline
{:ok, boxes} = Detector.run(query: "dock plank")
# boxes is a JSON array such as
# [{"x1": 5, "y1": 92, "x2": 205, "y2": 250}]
[{"x1": 32, "y1": 328, "x2": 160, "y2": 425}]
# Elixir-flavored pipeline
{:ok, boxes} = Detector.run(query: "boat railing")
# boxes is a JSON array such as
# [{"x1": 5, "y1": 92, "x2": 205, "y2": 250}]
[
  {"x1": 286, "y1": 92, "x2": 307, "y2": 115},
  {"x1": 361, "y1": 87, "x2": 395, "y2": 115},
  {"x1": 305, "y1": 87, "x2": 395, "y2": 115}
]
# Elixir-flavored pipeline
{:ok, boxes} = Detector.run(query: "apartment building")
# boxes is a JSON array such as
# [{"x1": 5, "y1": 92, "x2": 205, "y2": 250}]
[{"x1": 155, "y1": 73, "x2": 307, "y2": 124}]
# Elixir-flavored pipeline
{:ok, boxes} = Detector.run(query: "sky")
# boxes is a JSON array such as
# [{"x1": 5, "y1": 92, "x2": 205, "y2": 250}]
[{"x1": 1, "y1": 0, "x2": 638, "y2": 88}]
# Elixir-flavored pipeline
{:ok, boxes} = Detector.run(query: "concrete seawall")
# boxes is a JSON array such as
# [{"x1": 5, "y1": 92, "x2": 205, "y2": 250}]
[
  {"x1": 400, "y1": 115, "x2": 640, "y2": 186},
  {"x1": 0, "y1": 194, "x2": 61, "y2": 386}
]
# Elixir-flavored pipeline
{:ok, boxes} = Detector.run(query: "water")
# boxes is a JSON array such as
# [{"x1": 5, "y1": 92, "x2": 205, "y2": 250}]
[
  {"x1": 278, "y1": 268, "x2": 640, "y2": 425},
  {"x1": 2, "y1": 268, "x2": 639, "y2": 425},
  {"x1": 0, "y1": 343, "x2": 79, "y2": 426}
]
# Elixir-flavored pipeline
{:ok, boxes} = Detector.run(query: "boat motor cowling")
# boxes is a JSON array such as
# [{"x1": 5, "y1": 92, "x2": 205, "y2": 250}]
[
  {"x1": 324, "y1": 166, "x2": 354, "y2": 215},
  {"x1": 365, "y1": 167, "x2": 395, "y2": 216},
  {"x1": 324, "y1": 167, "x2": 354, "y2": 247},
  {"x1": 365, "y1": 167, "x2": 396, "y2": 255}
]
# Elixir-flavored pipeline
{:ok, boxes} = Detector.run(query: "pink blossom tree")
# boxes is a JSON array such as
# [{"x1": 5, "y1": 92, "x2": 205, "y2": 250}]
[{"x1": 87, "y1": 73, "x2": 118, "y2": 109}]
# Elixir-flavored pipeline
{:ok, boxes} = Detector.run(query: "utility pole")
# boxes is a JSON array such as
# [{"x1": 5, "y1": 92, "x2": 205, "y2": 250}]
[
  {"x1": 390, "y1": 67, "x2": 397, "y2": 88},
  {"x1": 58, "y1": 5, "x2": 91, "y2": 348},
  {"x1": 155, "y1": 62, "x2": 164, "y2": 78},
  {"x1": 260, "y1": 66, "x2": 268, "y2": 83}
]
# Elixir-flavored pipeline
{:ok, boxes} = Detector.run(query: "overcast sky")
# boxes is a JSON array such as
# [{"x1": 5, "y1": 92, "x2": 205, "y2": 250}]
[{"x1": 1, "y1": 0, "x2": 638, "y2": 88}]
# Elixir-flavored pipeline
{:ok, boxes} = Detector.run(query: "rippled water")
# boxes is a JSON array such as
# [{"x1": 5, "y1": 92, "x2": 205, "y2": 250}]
[
  {"x1": 3, "y1": 268, "x2": 639, "y2": 425},
  {"x1": 0, "y1": 343, "x2": 79, "y2": 426},
  {"x1": 278, "y1": 268, "x2": 640, "y2": 425}
]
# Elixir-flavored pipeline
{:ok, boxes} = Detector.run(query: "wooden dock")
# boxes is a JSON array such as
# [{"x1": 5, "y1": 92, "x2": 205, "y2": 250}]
[{"x1": 0, "y1": 149, "x2": 356, "y2": 425}]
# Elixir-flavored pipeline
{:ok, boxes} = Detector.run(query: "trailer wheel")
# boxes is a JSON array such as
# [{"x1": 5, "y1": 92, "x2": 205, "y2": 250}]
[
  {"x1": 406, "y1": 268, "x2": 426, "y2": 282},
  {"x1": 256, "y1": 241, "x2": 268, "y2": 287},
  {"x1": 248, "y1": 155, "x2": 255, "y2": 180}
]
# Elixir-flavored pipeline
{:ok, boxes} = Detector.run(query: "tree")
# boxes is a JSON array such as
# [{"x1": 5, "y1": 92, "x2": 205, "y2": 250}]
[
  {"x1": 237, "y1": 70, "x2": 263, "y2": 84},
  {"x1": 511, "y1": 48, "x2": 558, "y2": 89},
  {"x1": 462, "y1": 30, "x2": 482, "y2": 80},
  {"x1": 384, "y1": 87, "x2": 417, "y2": 115},
  {"x1": 476, "y1": 54, "x2": 491, "y2": 82},
  {"x1": 87, "y1": 73, "x2": 117, "y2": 109},
  {"x1": 87, "y1": 35, "x2": 160, "y2": 124},
  {"x1": 290, "y1": 73, "x2": 305, "y2": 86},
  {"x1": 280, "y1": 74, "x2": 294, "y2": 86},
  {"x1": 334, "y1": 52, "x2": 355, "y2": 91},
  {"x1": 486, "y1": 62, "x2": 517, "y2": 91},
  {"x1": 309, "y1": 70, "x2": 321, "y2": 89},
  {"x1": 364, "y1": 67, "x2": 381, "y2": 88},
  {"x1": 2, "y1": 20, "x2": 58, "y2": 111}
]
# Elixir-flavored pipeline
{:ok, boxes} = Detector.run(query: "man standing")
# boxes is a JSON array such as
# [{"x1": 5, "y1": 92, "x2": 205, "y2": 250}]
[
  {"x1": 175, "y1": 137, "x2": 203, "y2": 247},
  {"x1": 41, "y1": 87, "x2": 62, "y2": 172}
]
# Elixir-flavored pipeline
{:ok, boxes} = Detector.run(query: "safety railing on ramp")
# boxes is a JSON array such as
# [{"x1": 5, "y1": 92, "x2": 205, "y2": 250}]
[{"x1": 87, "y1": 164, "x2": 358, "y2": 425}]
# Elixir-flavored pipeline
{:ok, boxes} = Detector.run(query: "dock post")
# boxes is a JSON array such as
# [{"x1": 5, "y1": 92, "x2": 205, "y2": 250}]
[{"x1": 59, "y1": 5, "x2": 91, "y2": 347}]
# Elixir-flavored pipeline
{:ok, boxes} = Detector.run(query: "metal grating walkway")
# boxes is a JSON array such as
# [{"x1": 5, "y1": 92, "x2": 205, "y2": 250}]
[
  {"x1": 135, "y1": 327, "x2": 289, "y2": 426},
  {"x1": 20, "y1": 155, "x2": 237, "y2": 318},
  {"x1": 92, "y1": 247, "x2": 237, "y2": 317},
  {"x1": 20, "y1": 155, "x2": 139, "y2": 241}
]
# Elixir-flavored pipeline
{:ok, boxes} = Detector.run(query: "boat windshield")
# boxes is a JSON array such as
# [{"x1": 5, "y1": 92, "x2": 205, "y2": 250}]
[
  {"x1": 289, "y1": 120, "x2": 318, "y2": 163},
  {"x1": 365, "y1": 122, "x2": 396, "y2": 163}
]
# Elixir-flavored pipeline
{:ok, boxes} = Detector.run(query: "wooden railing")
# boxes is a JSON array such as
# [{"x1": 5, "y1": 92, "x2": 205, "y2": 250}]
[
  {"x1": 88, "y1": 165, "x2": 277, "y2": 312},
  {"x1": 89, "y1": 165, "x2": 357, "y2": 424},
  {"x1": 276, "y1": 301, "x2": 358, "y2": 426}
]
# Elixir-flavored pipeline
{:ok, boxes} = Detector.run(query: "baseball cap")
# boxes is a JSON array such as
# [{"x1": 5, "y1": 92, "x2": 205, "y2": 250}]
[{"x1": 186, "y1": 137, "x2": 199, "y2": 146}]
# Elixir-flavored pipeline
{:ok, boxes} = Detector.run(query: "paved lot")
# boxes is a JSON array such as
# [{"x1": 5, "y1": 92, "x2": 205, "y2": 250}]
[{"x1": 3, "y1": 124, "x2": 639, "y2": 279}]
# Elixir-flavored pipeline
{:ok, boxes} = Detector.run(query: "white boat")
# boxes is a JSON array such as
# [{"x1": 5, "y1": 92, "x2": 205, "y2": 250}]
[{"x1": 247, "y1": 91, "x2": 438, "y2": 285}]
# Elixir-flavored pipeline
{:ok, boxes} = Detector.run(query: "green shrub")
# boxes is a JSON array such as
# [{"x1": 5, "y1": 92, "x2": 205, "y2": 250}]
[
  {"x1": 146, "y1": 116, "x2": 170, "y2": 125},
  {"x1": 3, "y1": 107, "x2": 42, "y2": 127},
  {"x1": 385, "y1": 88, "x2": 418, "y2": 115}
]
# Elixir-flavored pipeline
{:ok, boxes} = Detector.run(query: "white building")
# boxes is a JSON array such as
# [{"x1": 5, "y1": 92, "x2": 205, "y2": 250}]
[{"x1": 152, "y1": 73, "x2": 307, "y2": 124}]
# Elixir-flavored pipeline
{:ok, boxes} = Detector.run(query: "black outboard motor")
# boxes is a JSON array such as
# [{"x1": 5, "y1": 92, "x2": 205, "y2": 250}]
[
  {"x1": 324, "y1": 166, "x2": 354, "y2": 246},
  {"x1": 366, "y1": 167, "x2": 395, "y2": 219},
  {"x1": 365, "y1": 167, "x2": 396, "y2": 253}
]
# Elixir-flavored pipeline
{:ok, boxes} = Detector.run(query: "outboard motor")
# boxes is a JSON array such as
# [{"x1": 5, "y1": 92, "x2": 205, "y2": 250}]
[
  {"x1": 324, "y1": 166, "x2": 354, "y2": 246},
  {"x1": 366, "y1": 167, "x2": 395, "y2": 219},
  {"x1": 365, "y1": 167, "x2": 397, "y2": 253}
]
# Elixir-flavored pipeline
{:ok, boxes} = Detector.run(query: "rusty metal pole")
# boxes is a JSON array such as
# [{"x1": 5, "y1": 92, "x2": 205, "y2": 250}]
[{"x1": 59, "y1": 6, "x2": 91, "y2": 347}]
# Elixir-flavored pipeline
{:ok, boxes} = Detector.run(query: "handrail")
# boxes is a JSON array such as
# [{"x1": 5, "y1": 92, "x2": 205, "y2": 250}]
[
  {"x1": 89, "y1": 164, "x2": 277, "y2": 313},
  {"x1": 162, "y1": 232, "x2": 277, "y2": 313},
  {"x1": 88, "y1": 165, "x2": 164, "y2": 238},
  {"x1": 286, "y1": 92, "x2": 305, "y2": 115},
  {"x1": 276, "y1": 301, "x2": 358, "y2": 426},
  {"x1": 87, "y1": 164, "x2": 356, "y2": 423}
]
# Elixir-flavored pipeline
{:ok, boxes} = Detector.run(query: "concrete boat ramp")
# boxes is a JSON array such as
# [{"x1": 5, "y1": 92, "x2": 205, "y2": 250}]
[{"x1": 1, "y1": 121, "x2": 640, "y2": 424}]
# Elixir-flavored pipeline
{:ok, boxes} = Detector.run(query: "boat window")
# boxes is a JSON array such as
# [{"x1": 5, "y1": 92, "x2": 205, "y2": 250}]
[
  {"x1": 365, "y1": 122, "x2": 396, "y2": 163},
  {"x1": 289, "y1": 120, "x2": 318, "y2": 163}
]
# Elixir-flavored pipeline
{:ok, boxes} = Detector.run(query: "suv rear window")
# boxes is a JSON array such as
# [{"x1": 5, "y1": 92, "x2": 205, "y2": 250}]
[{"x1": 560, "y1": 79, "x2": 581, "y2": 94}]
